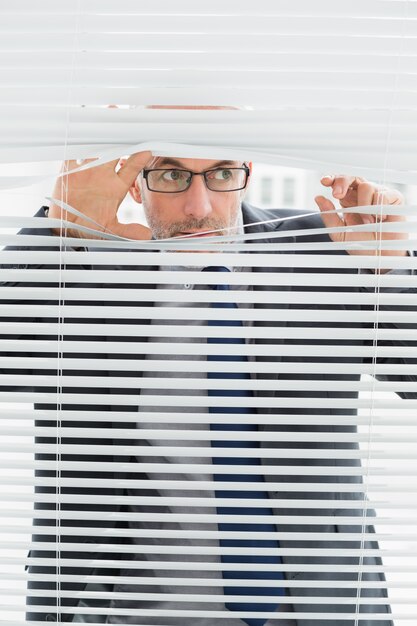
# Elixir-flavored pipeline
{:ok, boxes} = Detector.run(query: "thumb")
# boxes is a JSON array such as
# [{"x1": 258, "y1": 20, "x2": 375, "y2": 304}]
[
  {"x1": 117, "y1": 151, "x2": 153, "y2": 188},
  {"x1": 315, "y1": 195, "x2": 343, "y2": 230}
]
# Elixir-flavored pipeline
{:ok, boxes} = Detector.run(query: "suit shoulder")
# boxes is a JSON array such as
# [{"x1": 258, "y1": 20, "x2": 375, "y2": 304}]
[{"x1": 242, "y1": 202, "x2": 325, "y2": 232}]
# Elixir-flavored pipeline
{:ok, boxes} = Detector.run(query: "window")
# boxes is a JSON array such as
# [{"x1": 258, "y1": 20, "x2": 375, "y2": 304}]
[
  {"x1": 260, "y1": 176, "x2": 274, "y2": 205},
  {"x1": 282, "y1": 176, "x2": 296, "y2": 207}
]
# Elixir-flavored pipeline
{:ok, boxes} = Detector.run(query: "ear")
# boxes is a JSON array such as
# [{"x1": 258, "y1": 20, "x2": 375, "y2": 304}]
[
  {"x1": 128, "y1": 175, "x2": 143, "y2": 204},
  {"x1": 241, "y1": 161, "x2": 252, "y2": 199}
]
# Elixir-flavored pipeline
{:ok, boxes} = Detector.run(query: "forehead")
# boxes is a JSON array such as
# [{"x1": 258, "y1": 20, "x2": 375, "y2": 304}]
[{"x1": 150, "y1": 156, "x2": 241, "y2": 170}]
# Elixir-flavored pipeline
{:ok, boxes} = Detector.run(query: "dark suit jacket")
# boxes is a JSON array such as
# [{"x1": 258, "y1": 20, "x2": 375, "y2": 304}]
[{"x1": 3, "y1": 202, "x2": 415, "y2": 624}]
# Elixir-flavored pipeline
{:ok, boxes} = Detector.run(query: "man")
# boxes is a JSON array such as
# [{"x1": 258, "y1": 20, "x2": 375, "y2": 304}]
[{"x1": 3, "y1": 152, "x2": 413, "y2": 625}]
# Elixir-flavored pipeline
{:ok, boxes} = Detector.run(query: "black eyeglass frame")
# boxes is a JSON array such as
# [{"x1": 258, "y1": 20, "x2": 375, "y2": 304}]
[{"x1": 142, "y1": 164, "x2": 250, "y2": 193}]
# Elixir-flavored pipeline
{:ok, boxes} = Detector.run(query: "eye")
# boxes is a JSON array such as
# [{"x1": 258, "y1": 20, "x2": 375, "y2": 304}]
[
  {"x1": 161, "y1": 169, "x2": 189, "y2": 182},
  {"x1": 210, "y1": 168, "x2": 233, "y2": 180}
]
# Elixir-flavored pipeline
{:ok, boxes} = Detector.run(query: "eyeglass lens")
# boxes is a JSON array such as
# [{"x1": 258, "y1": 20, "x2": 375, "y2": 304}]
[{"x1": 146, "y1": 168, "x2": 247, "y2": 192}]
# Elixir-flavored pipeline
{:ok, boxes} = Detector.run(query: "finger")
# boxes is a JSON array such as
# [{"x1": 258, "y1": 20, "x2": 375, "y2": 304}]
[
  {"x1": 117, "y1": 151, "x2": 153, "y2": 187},
  {"x1": 357, "y1": 181, "x2": 375, "y2": 207},
  {"x1": 320, "y1": 175, "x2": 335, "y2": 188},
  {"x1": 331, "y1": 175, "x2": 367, "y2": 200},
  {"x1": 320, "y1": 175, "x2": 365, "y2": 199},
  {"x1": 352, "y1": 181, "x2": 376, "y2": 224},
  {"x1": 368, "y1": 191, "x2": 405, "y2": 226},
  {"x1": 314, "y1": 195, "x2": 345, "y2": 229},
  {"x1": 109, "y1": 220, "x2": 152, "y2": 241},
  {"x1": 354, "y1": 184, "x2": 404, "y2": 224},
  {"x1": 372, "y1": 188, "x2": 404, "y2": 207}
]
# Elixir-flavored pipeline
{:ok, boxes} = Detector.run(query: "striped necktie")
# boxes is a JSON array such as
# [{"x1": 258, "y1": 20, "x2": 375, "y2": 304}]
[{"x1": 203, "y1": 265, "x2": 284, "y2": 626}]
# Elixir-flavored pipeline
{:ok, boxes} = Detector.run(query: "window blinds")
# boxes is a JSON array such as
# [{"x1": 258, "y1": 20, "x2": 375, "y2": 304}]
[
  {"x1": 0, "y1": 0, "x2": 416, "y2": 182},
  {"x1": 1, "y1": 218, "x2": 416, "y2": 624},
  {"x1": 0, "y1": 1, "x2": 416, "y2": 625}
]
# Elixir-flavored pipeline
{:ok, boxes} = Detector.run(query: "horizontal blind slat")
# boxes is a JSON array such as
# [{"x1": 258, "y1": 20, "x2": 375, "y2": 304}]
[{"x1": 1, "y1": 247, "x2": 417, "y2": 269}]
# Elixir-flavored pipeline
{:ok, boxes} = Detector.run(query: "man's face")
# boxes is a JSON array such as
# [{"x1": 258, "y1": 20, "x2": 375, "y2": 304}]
[{"x1": 132, "y1": 157, "x2": 249, "y2": 240}]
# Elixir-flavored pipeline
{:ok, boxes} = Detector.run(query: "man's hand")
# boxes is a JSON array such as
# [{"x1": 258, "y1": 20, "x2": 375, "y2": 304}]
[
  {"x1": 49, "y1": 151, "x2": 153, "y2": 240},
  {"x1": 314, "y1": 175, "x2": 407, "y2": 260}
]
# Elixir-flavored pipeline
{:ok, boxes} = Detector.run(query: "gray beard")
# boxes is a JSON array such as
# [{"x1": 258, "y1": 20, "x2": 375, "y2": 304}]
[{"x1": 143, "y1": 206, "x2": 241, "y2": 241}]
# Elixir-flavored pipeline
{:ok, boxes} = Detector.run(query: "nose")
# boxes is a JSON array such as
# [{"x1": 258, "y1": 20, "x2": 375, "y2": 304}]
[{"x1": 182, "y1": 174, "x2": 213, "y2": 219}]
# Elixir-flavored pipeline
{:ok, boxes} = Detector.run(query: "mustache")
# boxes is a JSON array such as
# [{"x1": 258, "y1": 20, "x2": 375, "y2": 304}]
[{"x1": 166, "y1": 218, "x2": 227, "y2": 238}]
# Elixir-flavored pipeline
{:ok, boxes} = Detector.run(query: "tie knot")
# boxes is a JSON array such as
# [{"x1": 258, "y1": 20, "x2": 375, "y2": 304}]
[
  {"x1": 202, "y1": 266, "x2": 231, "y2": 290},
  {"x1": 202, "y1": 266, "x2": 230, "y2": 273}
]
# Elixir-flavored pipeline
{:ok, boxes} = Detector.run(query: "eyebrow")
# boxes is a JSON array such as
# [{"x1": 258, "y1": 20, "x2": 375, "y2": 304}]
[{"x1": 154, "y1": 158, "x2": 239, "y2": 169}]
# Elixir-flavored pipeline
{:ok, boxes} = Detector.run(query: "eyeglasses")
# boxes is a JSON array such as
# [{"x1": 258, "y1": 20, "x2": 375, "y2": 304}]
[{"x1": 142, "y1": 165, "x2": 250, "y2": 193}]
